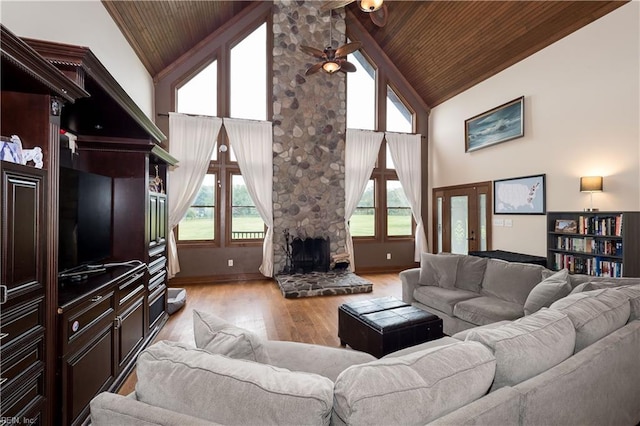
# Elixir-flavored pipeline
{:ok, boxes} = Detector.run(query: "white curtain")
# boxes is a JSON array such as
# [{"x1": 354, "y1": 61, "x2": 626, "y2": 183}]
[
  {"x1": 223, "y1": 118, "x2": 274, "y2": 277},
  {"x1": 345, "y1": 129, "x2": 384, "y2": 271},
  {"x1": 386, "y1": 132, "x2": 428, "y2": 261},
  {"x1": 167, "y1": 113, "x2": 223, "y2": 278}
]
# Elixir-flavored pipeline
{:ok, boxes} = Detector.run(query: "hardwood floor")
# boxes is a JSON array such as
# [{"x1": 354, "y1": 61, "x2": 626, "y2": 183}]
[{"x1": 118, "y1": 272, "x2": 402, "y2": 395}]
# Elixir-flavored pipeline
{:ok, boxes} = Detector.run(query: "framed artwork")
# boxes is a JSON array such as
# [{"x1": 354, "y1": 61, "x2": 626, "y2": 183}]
[
  {"x1": 494, "y1": 174, "x2": 546, "y2": 215},
  {"x1": 555, "y1": 219, "x2": 578, "y2": 234},
  {"x1": 465, "y1": 96, "x2": 524, "y2": 152}
]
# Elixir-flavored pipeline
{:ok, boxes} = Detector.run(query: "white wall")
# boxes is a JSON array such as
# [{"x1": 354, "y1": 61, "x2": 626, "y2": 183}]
[
  {"x1": 429, "y1": 2, "x2": 640, "y2": 256},
  {"x1": 0, "y1": 0, "x2": 153, "y2": 117}
]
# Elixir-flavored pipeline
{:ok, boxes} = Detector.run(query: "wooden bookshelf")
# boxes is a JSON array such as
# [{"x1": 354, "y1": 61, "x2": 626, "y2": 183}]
[{"x1": 547, "y1": 211, "x2": 640, "y2": 277}]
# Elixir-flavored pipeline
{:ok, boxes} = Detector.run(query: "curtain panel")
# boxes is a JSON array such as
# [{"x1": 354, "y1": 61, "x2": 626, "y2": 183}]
[
  {"x1": 167, "y1": 113, "x2": 222, "y2": 278},
  {"x1": 223, "y1": 118, "x2": 274, "y2": 277},
  {"x1": 344, "y1": 129, "x2": 384, "y2": 271},
  {"x1": 386, "y1": 132, "x2": 428, "y2": 261}
]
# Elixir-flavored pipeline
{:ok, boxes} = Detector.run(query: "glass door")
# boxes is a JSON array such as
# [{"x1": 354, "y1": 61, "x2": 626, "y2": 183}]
[{"x1": 433, "y1": 182, "x2": 491, "y2": 254}]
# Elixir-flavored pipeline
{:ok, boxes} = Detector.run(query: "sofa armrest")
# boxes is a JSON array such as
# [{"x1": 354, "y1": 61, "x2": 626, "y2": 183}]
[
  {"x1": 262, "y1": 340, "x2": 375, "y2": 381},
  {"x1": 90, "y1": 392, "x2": 221, "y2": 426},
  {"x1": 400, "y1": 268, "x2": 421, "y2": 304}
]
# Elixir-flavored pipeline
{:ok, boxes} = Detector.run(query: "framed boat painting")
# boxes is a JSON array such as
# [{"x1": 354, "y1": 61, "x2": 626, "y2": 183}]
[{"x1": 465, "y1": 96, "x2": 524, "y2": 152}]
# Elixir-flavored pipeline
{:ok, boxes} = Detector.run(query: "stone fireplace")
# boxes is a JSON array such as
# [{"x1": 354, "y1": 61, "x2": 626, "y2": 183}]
[{"x1": 272, "y1": 0, "x2": 348, "y2": 274}]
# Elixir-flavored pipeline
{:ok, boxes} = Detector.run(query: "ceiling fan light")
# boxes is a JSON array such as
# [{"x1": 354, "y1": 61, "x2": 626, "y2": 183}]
[
  {"x1": 359, "y1": 0, "x2": 383, "y2": 12},
  {"x1": 322, "y1": 61, "x2": 341, "y2": 73}
]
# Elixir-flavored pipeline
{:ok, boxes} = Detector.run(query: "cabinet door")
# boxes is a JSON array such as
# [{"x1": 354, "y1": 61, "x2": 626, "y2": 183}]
[
  {"x1": 1, "y1": 162, "x2": 46, "y2": 301},
  {"x1": 116, "y1": 294, "x2": 145, "y2": 370},
  {"x1": 148, "y1": 193, "x2": 158, "y2": 249},
  {"x1": 60, "y1": 324, "x2": 115, "y2": 426},
  {"x1": 157, "y1": 193, "x2": 167, "y2": 246}
]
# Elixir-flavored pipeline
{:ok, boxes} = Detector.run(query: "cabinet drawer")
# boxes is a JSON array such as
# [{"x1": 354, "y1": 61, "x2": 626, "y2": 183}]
[
  {"x1": 0, "y1": 335, "x2": 44, "y2": 396},
  {"x1": 117, "y1": 271, "x2": 145, "y2": 307},
  {"x1": 148, "y1": 284, "x2": 167, "y2": 331},
  {"x1": 64, "y1": 291, "x2": 115, "y2": 346},
  {"x1": 148, "y1": 270, "x2": 166, "y2": 292},
  {"x1": 148, "y1": 256, "x2": 166, "y2": 277},
  {"x1": 0, "y1": 362, "x2": 44, "y2": 419},
  {"x1": 0, "y1": 296, "x2": 45, "y2": 352}
]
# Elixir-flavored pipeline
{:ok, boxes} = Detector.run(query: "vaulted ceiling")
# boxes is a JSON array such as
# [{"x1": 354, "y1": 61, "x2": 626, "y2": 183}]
[{"x1": 101, "y1": 1, "x2": 626, "y2": 108}]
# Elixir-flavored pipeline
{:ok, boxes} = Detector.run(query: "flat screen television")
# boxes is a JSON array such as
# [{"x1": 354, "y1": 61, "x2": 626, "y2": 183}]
[{"x1": 58, "y1": 166, "x2": 113, "y2": 274}]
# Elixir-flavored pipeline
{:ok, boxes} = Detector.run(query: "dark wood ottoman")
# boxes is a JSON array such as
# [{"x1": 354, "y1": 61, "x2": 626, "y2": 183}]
[{"x1": 338, "y1": 297, "x2": 443, "y2": 358}]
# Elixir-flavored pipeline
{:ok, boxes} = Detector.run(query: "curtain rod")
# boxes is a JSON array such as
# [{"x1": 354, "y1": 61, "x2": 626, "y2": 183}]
[
  {"x1": 157, "y1": 112, "x2": 272, "y2": 125},
  {"x1": 158, "y1": 113, "x2": 426, "y2": 137}
]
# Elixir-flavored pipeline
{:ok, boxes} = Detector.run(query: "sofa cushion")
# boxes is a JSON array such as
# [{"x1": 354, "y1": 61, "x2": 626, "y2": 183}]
[
  {"x1": 413, "y1": 285, "x2": 481, "y2": 316},
  {"x1": 550, "y1": 288, "x2": 631, "y2": 352},
  {"x1": 481, "y1": 259, "x2": 547, "y2": 305},
  {"x1": 136, "y1": 341, "x2": 334, "y2": 426},
  {"x1": 419, "y1": 253, "x2": 459, "y2": 288},
  {"x1": 332, "y1": 341, "x2": 496, "y2": 426},
  {"x1": 451, "y1": 320, "x2": 513, "y2": 341},
  {"x1": 453, "y1": 296, "x2": 524, "y2": 326},
  {"x1": 614, "y1": 284, "x2": 640, "y2": 321},
  {"x1": 465, "y1": 309, "x2": 575, "y2": 391},
  {"x1": 262, "y1": 340, "x2": 375, "y2": 382},
  {"x1": 524, "y1": 269, "x2": 571, "y2": 315},
  {"x1": 193, "y1": 310, "x2": 270, "y2": 363},
  {"x1": 454, "y1": 255, "x2": 489, "y2": 293}
]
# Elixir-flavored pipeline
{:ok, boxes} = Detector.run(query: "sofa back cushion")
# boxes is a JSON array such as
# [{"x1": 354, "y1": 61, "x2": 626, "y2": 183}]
[
  {"x1": 136, "y1": 341, "x2": 334, "y2": 426},
  {"x1": 481, "y1": 259, "x2": 547, "y2": 305},
  {"x1": 550, "y1": 288, "x2": 631, "y2": 352},
  {"x1": 193, "y1": 310, "x2": 270, "y2": 363},
  {"x1": 418, "y1": 253, "x2": 459, "y2": 288},
  {"x1": 465, "y1": 309, "x2": 575, "y2": 391},
  {"x1": 523, "y1": 269, "x2": 572, "y2": 315},
  {"x1": 332, "y1": 341, "x2": 496, "y2": 425}
]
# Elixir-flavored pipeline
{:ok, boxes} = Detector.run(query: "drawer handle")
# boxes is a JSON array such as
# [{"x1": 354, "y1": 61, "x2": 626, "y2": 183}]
[
  {"x1": 90, "y1": 295, "x2": 103, "y2": 303},
  {"x1": 0, "y1": 333, "x2": 7, "y2": 341},
  {"x1": 0, "y1": 285, "x2": 7, "y2": 305}
]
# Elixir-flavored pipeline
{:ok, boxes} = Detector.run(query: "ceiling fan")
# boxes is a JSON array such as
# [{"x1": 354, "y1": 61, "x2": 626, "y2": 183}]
[
  {"x1": 300, "y1": 9, "x2": 362, "y2": 76},
  {"x1": 299, "y1": 41, "x2": 362, "y2": 76},
  {"x1": 321, "y1": 0, "x2": 388, "y2": 27}
]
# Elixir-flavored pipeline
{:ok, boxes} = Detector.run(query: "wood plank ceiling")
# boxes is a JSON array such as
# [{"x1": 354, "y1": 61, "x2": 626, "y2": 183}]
[{"x1": 101, "y1": 1, "x2": 626, "y2": 108}]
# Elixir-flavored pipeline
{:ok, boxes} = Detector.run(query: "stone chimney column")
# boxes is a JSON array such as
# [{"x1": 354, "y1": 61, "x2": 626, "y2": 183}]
[{"x1": 272, "y1": 0, "x2": 348, "y2": 274}]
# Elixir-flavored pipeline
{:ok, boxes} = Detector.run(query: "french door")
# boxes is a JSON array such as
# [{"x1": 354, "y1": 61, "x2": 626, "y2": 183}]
[{"x1": 433, "y1": 182, "x2": 492, "y2": 254}]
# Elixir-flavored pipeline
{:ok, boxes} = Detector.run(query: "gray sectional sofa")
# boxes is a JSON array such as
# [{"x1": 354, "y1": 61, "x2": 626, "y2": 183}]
[
  {"x1": 401, "y1": 252, "x2": 640, "y2": 335},
  {"x1": 91, "y1": 279, "x2": 640, "y2": 426}
]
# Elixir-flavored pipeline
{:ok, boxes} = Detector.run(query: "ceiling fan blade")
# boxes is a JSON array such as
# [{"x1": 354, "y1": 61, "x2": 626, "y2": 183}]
[
  {"x1": 335, "y1": 41, "x2": 362, "y2": 58},
  {"x1": 320, "y1": 0, "x2": 355, "y2": 11},
  {"x1": 339, "y1": 61, "x2": 357, "y2": 73},
  {"x1": 305, "y1": 62, "x2": 324, "y2": 76},
  {"x1": 369, "y1": 3, "x2": 388, "y2": 27},
  {"x1": 300, "y1": 45, "x2": 327, "y2": 59}
]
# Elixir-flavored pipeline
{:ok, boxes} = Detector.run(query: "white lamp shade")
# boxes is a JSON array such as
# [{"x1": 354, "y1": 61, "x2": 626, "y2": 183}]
[{"x1": 359, "y1": 0, "x2": 384, "y2": 12}]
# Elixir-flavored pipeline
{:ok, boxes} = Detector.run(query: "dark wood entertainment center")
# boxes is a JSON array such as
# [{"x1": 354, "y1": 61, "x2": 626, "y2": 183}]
[{"x1": 0, "y1": 25, "x2": 177, "y2": 425}]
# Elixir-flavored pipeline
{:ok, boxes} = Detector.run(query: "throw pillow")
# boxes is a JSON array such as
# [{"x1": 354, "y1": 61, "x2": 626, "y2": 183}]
[
  {"x1": 523, "y1": 269, "x2": 571, "y2": 315},
  {"x1": 332, "y1": 341, "x2": 495, "y2": 425},
  {"x1": 549, "y1": 288, "x2": 631, "y2": 352},
  {"x1": 418, "y1": 253, "x2": 459, "y2": 288},
  {"x1": 454, "y1": 255, "x2": 488, "y2": 293},
  {"x1": 136, "y1": 341, "x2": 334, "y2": 426},
  {"x1": 193, "y1": 310, "x2": 270, "y2": 363},
  {"x1": 465, "y1": 309, "x2": 575, "y2": 391}
]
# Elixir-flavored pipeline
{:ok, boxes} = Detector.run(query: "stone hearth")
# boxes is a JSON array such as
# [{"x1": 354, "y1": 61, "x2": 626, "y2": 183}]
[{"x1": 274, "y1": 271, "x2": 373, "y2": 299}]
